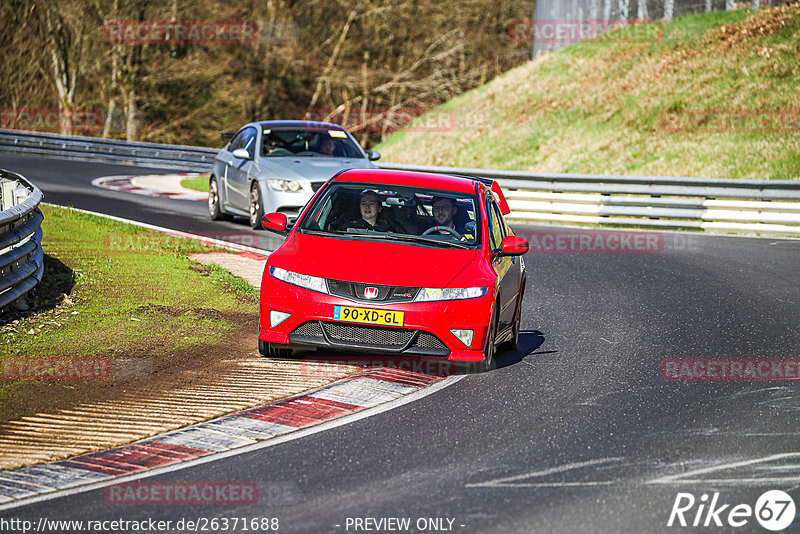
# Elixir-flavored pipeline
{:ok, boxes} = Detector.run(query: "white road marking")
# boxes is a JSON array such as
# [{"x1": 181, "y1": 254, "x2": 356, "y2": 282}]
[
  {"x1": 648, "y1": 452, "x2": 800, "y2": 485},
  {"x1": 465, "y1": 457, "x2": 624, "y2": 488}
]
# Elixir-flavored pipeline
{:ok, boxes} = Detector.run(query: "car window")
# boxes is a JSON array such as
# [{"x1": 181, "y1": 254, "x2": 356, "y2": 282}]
[
  {"x1": 239, "y1": 127, "x2": 257, "y2": 158},
  {"x1": 228, "y1": 130, "x2": 246, "y2": 151},
  {"x1": 300, "y1": 182, "x2": 481, "y2": 248},
  {"x1": 228, "y1": 127, "x2": 257, "y2": 157},
  {"x1": 488, "y1": 197, "x2": 506, "y2": 250},
  {"x1": 261, "y1": 128, "x2": 364, "y2": 158}
]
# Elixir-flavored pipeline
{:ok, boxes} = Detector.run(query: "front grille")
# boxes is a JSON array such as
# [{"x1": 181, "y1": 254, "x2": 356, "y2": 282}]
[
  {"x1": 311, "y1": 182, "x2": 325, "y2": 192},
  {"x1": 414, "y1": 332, "x2": 447, "y2": 349},
  {"x1": 327, "y1": 279, "x2": 419, "y2": 303},
  {"x1": 288, "y1": 321, "x2": 449, "y2": 356},
  {"x1": 324, "y1": 322, "x2": 414, "y2": 346},
  {"x1": 292, "y1": 322, "x2": 323, "y2": 337}
]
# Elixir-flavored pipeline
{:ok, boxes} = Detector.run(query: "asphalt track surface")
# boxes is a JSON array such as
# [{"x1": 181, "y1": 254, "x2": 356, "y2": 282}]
[{"x1": 3, "y1": 153, "x2": 800, "y2": 533}]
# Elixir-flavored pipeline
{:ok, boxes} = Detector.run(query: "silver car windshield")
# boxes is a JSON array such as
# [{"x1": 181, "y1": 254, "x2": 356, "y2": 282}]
[{"x1": 261, "y1": 128, "x2": 364, "y2": 158}]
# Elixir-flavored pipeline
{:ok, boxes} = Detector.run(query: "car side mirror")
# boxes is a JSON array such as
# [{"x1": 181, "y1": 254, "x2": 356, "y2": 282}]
[
  {"x1": 497, "y1": 235, "x2": 529, "y2": 257},
  {"x1": 232, "y1": 148, "x2": 251, "y2": 160},
  {"x1": 366, "y1": 150, "x2": 381, "y2": 161},
  {"x1": 262, "y1": 212, "x2": 289, "y2": 234}
]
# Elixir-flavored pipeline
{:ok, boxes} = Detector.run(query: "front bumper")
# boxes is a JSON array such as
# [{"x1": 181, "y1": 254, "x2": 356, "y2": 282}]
[
  {"x1": 259, "y1": 278, "x2": 493, "y2": 362},
  {"x1": 261, "y1": 186, "x2": 312, "y2": 217}
]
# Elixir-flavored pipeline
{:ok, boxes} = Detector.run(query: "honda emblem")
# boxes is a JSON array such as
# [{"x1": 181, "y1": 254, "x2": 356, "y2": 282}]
[{"x1": 364, "y1": 287, "x2": 379, "y2": 299}]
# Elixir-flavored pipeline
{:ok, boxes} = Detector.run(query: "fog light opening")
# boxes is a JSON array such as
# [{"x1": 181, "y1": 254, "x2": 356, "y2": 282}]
[
  {"x1": 450, "y1": 329, "x2": 474, "y2": 347},
  {"x1": 270, "y1": 310, "x2": 291, "y2": 328}
]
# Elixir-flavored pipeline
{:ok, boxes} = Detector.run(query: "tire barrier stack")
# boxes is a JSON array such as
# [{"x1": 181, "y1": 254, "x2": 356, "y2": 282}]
[{"x1": 0, "y1": 169, "x2": 44, "y2": 313}]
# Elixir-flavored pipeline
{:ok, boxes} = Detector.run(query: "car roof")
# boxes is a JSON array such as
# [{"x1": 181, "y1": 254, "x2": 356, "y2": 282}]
[
  {"x1": 333, "y1": 169, "x2": 481, "y2": 194},
  {"x1": 255, "y1": 120, "x2": 347, "y2": 131}
]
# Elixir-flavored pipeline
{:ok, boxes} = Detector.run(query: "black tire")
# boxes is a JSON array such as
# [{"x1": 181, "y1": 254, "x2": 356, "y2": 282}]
[
  {"x1": 249, "y1": 182, "x2": 264, "y2": 230},
  {"x1": 500, "y1": 287, "x2": 524, "y2": 352},
  {"x1": 208, "y1": 176, "x2": 232, "y2": 221},
  {"x1": 476, "y1": 306, "x2": 498, "y2": 373},
  {"x1": 258, "y1": 339, "x2": 297, "y2": 358}
]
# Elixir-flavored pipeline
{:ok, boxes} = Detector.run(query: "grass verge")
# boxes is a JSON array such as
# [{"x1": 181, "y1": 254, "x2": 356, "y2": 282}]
[
  {"x1": 377, "y1": 5, "x2": 800, "y2": 179},
  {"x1": 0, "y1": 204, "x2": 260, "y2": 422},
  {"x1": 181, "y1": 174, "x2": 209, "y2": 192}
]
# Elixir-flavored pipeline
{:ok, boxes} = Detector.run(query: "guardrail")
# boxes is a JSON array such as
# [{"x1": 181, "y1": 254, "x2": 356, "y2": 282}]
[
  {"x1": 0, "y1": 129, "x2": 216, "y2": 172},
  {"x1": 0, "y1": 169, "x2": 44, "y2": 313},
  {"x1": 378, "y1": 163, "x2": 800, "y2": 234},
  {"x1": 1, "y1": 129, "x2": 798, "y2": 235}
]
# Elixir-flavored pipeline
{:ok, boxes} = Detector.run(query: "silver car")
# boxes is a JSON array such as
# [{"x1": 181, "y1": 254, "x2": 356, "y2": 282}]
[{"x1": 208, "y1": 120, "x2": 380, "y2": 228}]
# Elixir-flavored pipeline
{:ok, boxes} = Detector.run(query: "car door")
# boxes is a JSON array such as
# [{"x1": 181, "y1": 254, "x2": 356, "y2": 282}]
[
  {"x1": 487, "y1": 194, "x2": 519, "y2": 333},
  {"x1": 214, "y1": 132, "x2": 240, "y2": 209},
  {"x1": 227, "y1": 126, "x2": 258, "y2": 210}
]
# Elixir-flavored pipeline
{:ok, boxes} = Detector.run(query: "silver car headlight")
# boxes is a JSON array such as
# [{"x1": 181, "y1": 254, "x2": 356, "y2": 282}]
[
  {"x1": 269, "y1": 179, "x2": 303, "y2": 192},
  {"x1": 413, "y1": 287, "x2": 488, "y2": 302},
  {"x1": 270, "y1": 266, "x2": 328, "y2": 294}
]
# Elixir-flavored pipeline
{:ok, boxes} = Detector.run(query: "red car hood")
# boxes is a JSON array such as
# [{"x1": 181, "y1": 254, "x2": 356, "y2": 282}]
[{"x1": 269, "y1": 232, "x2": 485, "y2": 287}]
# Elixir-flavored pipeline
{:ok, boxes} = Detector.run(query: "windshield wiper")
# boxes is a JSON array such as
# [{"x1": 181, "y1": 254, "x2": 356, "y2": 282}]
[
  {"x1": 301, "y1": 230, "x2": 470, "y2": 248},
  {"x1": 301, "y1": 229, "x2": 359, "y2": 238},
  {"x1": 383, "y1": 233, "x2": 471, "y2": 249}
]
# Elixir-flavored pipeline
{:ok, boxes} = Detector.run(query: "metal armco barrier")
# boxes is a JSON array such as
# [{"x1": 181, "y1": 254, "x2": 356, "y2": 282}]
[
  {"x1": 379, "y1": 164, "x2": 800, "y2": 235},
  {"x1": 1, "y1": 129, "x2": 799, "y2": 235},
  {"x1": 0, "y1": 169, "x2": 44, "y2": 312},
  {"x1": 0, "y1": 129, "x2": 216, "y2": 172}
]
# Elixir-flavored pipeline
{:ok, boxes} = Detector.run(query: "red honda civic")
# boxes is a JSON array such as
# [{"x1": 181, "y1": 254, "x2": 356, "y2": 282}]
[{"x1": 258, "y1": 168, "x2": 529, "y2": 371}]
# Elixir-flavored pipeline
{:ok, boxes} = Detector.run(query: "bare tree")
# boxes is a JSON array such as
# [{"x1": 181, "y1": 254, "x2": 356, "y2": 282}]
[
  {"x1": 664, "y1": 0, "x2": 675, "y2": 21},
  {"x1": 620, "y1": 0, "x2": 630, "y2": 20},
  {"x1": 308, "y1": 9, "x2": 359, "y2": 109},
  {"x1": 1, "y1": 0, "x2": 535, "y2": 146},
  {"x1": 37, "y1": 1, "x2": 89, "y2": 135},
  {"x1": 0, "y1": 2, "x2": 51, "y2": 117},
  {"x1": 638, "y1": 0, "x2": 649, "y2": 19}
]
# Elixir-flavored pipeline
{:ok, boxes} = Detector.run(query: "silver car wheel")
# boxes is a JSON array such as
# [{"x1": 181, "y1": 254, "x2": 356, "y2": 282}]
[
  {"x1": 249, "y1": 183, "x2": 264, "y2": 229},
  {"x1": 208, "y1": 179, "x2": 219, "y2": 216}
]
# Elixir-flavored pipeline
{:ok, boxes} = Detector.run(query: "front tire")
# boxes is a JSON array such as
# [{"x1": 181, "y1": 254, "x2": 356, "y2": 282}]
[
  {"x1": 249, "y1": 182, "x2": 264, "y2": 230},
  {"x1": 208, "y1": 176, "x2": 232, "y2": 221},
  {"x1": 476, "y1": 307, "x2": 498, "y2": 373},
  {"x1": 501, "y1": 287, "x2": 524, "y2": 353},
  {"x1": 258, "y1": 339, "x2": 297, "y2": 358}
]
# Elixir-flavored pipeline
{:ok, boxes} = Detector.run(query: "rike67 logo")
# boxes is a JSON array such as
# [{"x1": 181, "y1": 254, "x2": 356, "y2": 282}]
[{"x1": 668, "y1": 490, "x2": 796, "y2": 531}]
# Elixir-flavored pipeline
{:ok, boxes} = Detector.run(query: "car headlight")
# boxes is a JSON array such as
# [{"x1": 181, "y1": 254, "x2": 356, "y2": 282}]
[
  {"x1": 269, "y1": 179, "x2": 303, "y2": 192},
  {"x1": 270, "y1": 266, "x2": 328, "y2": 294},
  {"x1": 413, "y1": 287, "x2": 488, "y2": 302}
]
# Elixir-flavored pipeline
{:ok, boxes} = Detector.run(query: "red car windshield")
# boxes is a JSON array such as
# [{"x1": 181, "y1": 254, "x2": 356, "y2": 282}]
[{"x1": 299, "y1": 182, "x2": 482, "y2": 248}]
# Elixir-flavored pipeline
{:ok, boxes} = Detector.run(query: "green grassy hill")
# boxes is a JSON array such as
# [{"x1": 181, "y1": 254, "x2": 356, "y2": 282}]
[{"x1": 376, "y1": 4, "x2": 800, "y2": 179}]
